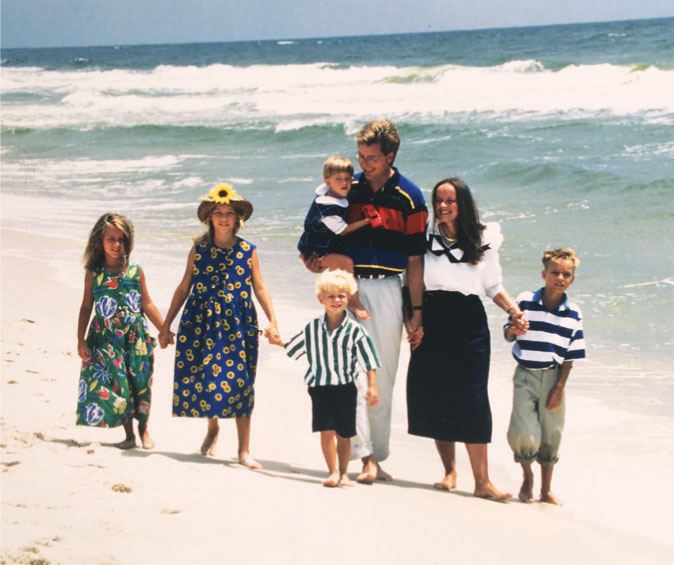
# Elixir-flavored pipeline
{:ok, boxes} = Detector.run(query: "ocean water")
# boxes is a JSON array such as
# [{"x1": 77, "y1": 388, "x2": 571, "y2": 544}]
[{"x1": 2, "y1": 17, "x2": 673, "y2": 413}]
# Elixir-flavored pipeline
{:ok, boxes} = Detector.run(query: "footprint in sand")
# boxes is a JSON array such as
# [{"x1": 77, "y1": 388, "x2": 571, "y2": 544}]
[{"x1": 112, "y1": 483, "x2": 132, "y2": 493}]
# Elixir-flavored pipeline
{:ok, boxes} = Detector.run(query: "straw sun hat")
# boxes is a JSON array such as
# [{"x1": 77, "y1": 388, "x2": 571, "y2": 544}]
[{"x1": 197, "y1": 183, "x2": 254, "y2": 224}]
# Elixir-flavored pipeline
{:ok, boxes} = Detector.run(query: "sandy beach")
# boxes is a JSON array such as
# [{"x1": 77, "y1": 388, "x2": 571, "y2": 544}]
[{"x1": 2, "y1": 226, "x2": 673, "y2": 565}]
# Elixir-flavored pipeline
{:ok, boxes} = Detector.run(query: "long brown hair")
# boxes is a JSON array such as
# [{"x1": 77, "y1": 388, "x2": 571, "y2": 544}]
[
  {"x1": 432, "y1": 178, "x2": 486, "y2": 265},
  {"x1": 83, "y1": 213, "x2": 134, "y2": 271}
]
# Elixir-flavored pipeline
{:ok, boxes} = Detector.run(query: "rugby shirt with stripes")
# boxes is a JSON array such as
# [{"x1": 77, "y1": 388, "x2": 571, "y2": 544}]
[
  {"x1": 341, "y1": 168, "x2": 427, "y2": 278},
  {"x1": 284, "y1": 314, "x2": 380, "y2": 387},
  {"x1": 506, "y1": 288, "x2": 586, "y2": 369}
]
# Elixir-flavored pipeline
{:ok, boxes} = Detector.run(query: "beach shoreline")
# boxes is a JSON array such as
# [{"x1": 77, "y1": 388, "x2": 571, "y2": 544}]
[{"x1": 2, "y1": 226, "x2": 673, "y2": 564}]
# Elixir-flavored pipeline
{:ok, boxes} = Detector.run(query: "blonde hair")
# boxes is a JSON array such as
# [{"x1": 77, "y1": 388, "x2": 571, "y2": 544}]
[
  {"x1": 315, "y1": 269, "x2": 358, "y2": 297},
  {"x1": 542, "y1": 248, "x2": 580, "y2": 270},
  {"x1": 83, "y1": 213, "x2": 134, "y2": 272},
  {"x1": 355, "y1": 119, "x2": 401, "y2": 162},
  {"x1": 323, "y1": 156, "x2": 354, "y2": 179}
]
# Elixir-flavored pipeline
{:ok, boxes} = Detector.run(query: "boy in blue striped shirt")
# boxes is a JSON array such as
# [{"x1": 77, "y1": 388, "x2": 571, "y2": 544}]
[
  {"x1": 274, "y1": 270, "x2": 380, "y2": 487},
  {"x1": 505, "y1": 248, "x2": 586, "y2": 505}
]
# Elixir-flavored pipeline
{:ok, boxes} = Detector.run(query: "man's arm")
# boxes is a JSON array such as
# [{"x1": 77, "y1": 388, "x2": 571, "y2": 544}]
[{"x1": 406, "y1": 254, "x2": 424, "y2": 339}]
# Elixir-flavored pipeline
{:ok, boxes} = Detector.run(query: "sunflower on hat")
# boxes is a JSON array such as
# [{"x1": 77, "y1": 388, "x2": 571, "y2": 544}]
[
  {"x1": 204, "y1": 183, "x2": 243, "y2": 205},
  {"x1": 197, "y1": 183, "x2": 254, "y2": 224}
]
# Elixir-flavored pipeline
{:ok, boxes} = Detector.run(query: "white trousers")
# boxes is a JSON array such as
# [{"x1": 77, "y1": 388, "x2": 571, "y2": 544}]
[{"x1": 351, "y1": 276, "x2": 403, "y2": 462}]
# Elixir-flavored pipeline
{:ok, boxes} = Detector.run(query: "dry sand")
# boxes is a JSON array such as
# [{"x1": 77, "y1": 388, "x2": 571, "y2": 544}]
[{"x1": 2, "y1": 227, "x2": 673, "y2": 564}]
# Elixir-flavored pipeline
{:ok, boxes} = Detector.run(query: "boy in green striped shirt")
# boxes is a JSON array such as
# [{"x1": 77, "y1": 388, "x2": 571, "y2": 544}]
[{"x1": 272, "y1": 270, "x2": 379, "y2": 487}]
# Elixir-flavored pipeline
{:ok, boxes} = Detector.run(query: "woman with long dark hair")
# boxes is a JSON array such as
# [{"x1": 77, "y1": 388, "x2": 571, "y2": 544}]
[{"x1": 407, "y1": 177, "x2": 527, "y2": 499}]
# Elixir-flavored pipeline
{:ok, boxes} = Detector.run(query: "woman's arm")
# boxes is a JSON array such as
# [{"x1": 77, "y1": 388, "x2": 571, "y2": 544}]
[
  {"x1": 139, "y1": 267, "x2": 165, "y2": 332},
  {"x1": 158, "y1": 247, "x2": 195, "y2": 347},
  {"x1": 77, "y1": 271, "x2": 94, "y2": 359},
  {"x1": 492, "y1": 290, "x2": 528, "y2": 333},
  {"x1": 250, "y1": 248, "x2": 280, "y2": 343}
]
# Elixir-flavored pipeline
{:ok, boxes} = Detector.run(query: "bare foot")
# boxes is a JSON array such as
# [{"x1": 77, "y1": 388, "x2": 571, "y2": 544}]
[
  {"x1": 375, "y1": 463, "x2": 393, "y2": 481},
  {"x1": 356, "y1": 460, "x2": 377, "y2": 484},
  {"x1": 519, "y1": 476, "x2": 534, "y2": 503},
  {"x1": 474, "y1": 482, "x2": 512, "y2": 501},
  {"x1": 139, "y1": 429, "x2": 155, "y2": 450},
  {"x1": 115, "y1": 437, "x2": 137, "y2": 450},
  {"x1": 323, "y1": 472, "x2": 340, "y2": 487},
  {"x1": 540, "y1": 491, "x2": 564, "y2": 506},
  {"x1": 433, "y1": 471, "x2": 457, "y2": 491},
  {"x1": 238, "y1": 452, "x2": 262, "y2": 469},
  {"x1": 141, "y1": 435, "x2": 155, "y2": 450},
  {"x1": 339, "y1": 473, "x2": 354, "y2": 487},
  {"x1": 200, "y1": 430, "x2": 219, "y2": 456}
]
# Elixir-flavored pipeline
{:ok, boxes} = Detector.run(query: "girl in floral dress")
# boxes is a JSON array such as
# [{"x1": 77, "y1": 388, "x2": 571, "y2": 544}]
[
  {"x1": 76, "y1": 213, "x2": 165, "y2": 449},
  {"x1": 159, "y1": 184, "x2": 279, "y2": 468}
]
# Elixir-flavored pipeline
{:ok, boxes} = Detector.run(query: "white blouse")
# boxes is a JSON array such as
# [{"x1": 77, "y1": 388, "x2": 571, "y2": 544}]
[{"x1": 423, "y1": 214, "x2": 505, "y2": 300}]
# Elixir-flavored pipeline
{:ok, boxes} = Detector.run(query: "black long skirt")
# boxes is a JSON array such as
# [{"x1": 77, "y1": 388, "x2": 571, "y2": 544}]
[{"x1": 407, "y1": 290, "x2": 492, "y2": 444}]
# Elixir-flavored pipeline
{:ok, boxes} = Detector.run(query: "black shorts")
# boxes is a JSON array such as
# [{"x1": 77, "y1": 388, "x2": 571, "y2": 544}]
[{"x1": 308, "y1": 382, "x2": 357, "y2": 438}]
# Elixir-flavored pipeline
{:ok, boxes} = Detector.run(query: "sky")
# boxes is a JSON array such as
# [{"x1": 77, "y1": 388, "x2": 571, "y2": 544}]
[{"x1": 1, "y1": 0, "x2": 673, "y2": 49}]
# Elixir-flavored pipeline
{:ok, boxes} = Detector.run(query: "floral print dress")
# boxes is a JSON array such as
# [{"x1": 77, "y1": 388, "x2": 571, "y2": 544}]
[
  {"x1": 76, "y1": 265, "x2": 155, "y2": 427},
  {"x1": 172, "y1": 238, "x2": 259, "y2": 419}
]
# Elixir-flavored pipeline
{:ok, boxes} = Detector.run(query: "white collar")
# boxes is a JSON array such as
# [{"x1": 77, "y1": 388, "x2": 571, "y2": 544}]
[{"x1": 315, "y1": 183, "x2": 348, "y2": 207}]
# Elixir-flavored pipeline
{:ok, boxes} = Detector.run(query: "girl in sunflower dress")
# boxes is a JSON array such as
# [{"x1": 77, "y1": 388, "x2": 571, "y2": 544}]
[
  {"x1": 159, "y1": 184, "x2": 279, "y2": 468},
  {"x1": 76, "y1": 213, "x2": 165, "y2": 449}
]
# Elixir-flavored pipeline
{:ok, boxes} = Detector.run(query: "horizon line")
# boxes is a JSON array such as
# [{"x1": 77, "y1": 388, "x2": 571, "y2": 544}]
[{"x1": 2, "y1": 14, "x2": 672, "y2": 51}]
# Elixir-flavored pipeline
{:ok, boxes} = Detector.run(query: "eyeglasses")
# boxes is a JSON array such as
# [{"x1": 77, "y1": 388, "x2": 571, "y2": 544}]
[{"x1": 356, "y1": 153, "x2": 383, "y2": 165}]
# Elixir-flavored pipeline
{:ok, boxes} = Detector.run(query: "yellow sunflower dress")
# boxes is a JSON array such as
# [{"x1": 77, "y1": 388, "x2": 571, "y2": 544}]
[{"x1": 172, "y1": 238, "x2": 259, "y2": 419}]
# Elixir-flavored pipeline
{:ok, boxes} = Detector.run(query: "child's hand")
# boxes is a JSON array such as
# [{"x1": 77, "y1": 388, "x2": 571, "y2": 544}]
[
  {"x1": 300, "y1": 252, "x2": 326, "y2": 274},
  {"x1": 158, "y1": 328, "x2": 175, "y2": 349},
  {"x1": 546, "y1": 384, "x2": 564, "y2": 410},
  {"x1": 509, "y1": 311, "x2": 529, "y2": 334},
  {"x1": 361, "y1": 204, "x2": 384, "y2": 228},
  {"x1": 366, "y1": 385, "x2": 379, "y2": 407},
  {"x1": 267, "y1": 333, "x2": 284, "y2": 347},
  {"x1": 77, "y1": 341, "x2": 90, "y2": 360},
  {"x1": 263, "y1": 325, "x2": 282, "y2": 346}
]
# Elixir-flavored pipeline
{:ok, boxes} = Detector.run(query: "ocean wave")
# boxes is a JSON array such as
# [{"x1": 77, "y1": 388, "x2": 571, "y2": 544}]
[{"x1": 2, "y1": 61, "x2": 673, "y2": 131}]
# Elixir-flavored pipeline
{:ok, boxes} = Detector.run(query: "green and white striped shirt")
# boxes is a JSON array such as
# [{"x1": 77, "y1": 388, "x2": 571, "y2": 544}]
[{"x1": 285, "y1": 314, "x2": 380, "y2": 387}]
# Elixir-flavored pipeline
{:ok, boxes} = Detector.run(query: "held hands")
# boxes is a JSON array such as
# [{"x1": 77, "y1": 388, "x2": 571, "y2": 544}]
[
  {"x1": 407, "y1": 326, "x2": 423, "y2": 350},
  {"x1": 264, "y1": 325, "x2": 283, "y2": 346},
  {"x1": 405, "y1": 311, "x2": 424, "y2": 351},
  {"x1": 361, "y1": 204, "x2": 384, "y2": 228},
  {"x1": 158, "y1": 326, "x2": 175, "y2": 349},
  {"x1": 508, "y1": 310, "x2": 529, "y2": 336}
]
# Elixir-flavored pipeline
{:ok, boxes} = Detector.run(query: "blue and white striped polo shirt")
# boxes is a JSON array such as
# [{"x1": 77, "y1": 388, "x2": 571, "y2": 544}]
[
  {"x1": 285, "y1": 314, "x2": 380, "y2": 387},
  {"x1": 507, "y1": 288, "x2": 586, "y2": 369}
]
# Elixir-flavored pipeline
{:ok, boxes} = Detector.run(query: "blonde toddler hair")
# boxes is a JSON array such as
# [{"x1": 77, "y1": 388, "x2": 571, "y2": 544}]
[
  {"x1": 315, "y1": 269, "x2": 358, "y2": 297},
  {"x1": 323, "y1": 156, "x2": 354, "y2": 179}
]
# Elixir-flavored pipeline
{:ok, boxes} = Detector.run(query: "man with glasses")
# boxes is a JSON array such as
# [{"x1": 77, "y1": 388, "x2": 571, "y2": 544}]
[{"x1": 306, "y1": 119, "x2": 427, "y2": 482}]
